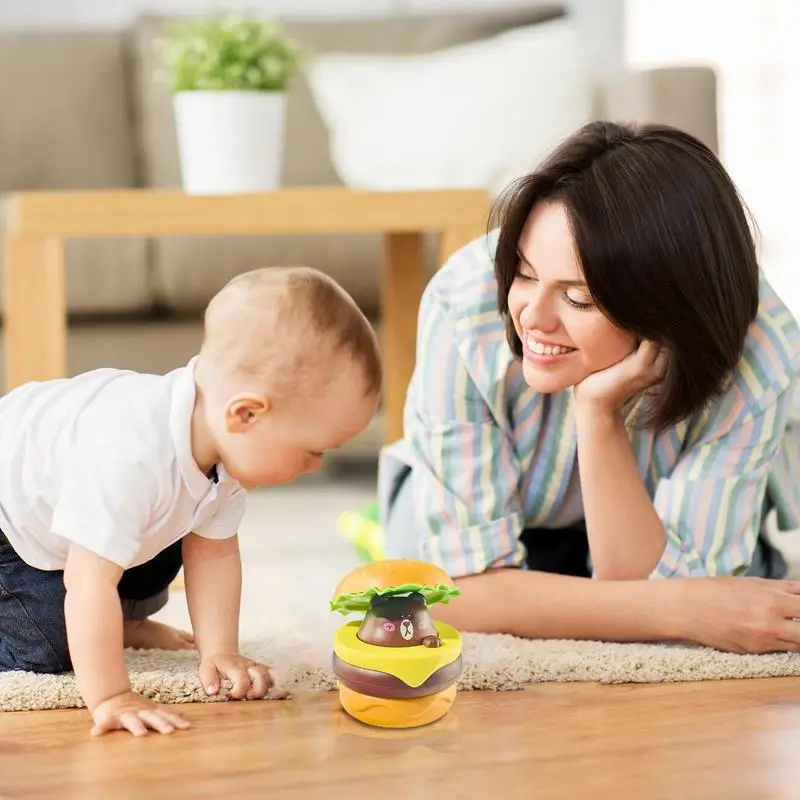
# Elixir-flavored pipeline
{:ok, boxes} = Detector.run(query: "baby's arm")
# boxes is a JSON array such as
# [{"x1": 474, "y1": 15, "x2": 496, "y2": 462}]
[
  {"x1": 182, "y1": 533, "x2": 241, "y2": 657},
  {"x1": 63, "y1": 543, "x2": 127, "y2": 707},
  {"x1": 182, "y1": 532, "x2": 273, "y2": 699},
  {"x1": 64, "y1": 543, "x2": 190, "y2": 736}
]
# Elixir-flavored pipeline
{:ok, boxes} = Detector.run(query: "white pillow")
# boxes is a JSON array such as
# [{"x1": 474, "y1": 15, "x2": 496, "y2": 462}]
[{"x1": 306, "y1": 19, "x2": 594, "y2": 196}]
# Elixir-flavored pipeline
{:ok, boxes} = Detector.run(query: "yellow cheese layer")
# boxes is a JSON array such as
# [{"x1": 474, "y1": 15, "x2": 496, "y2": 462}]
[{"x1": 333, "y1": 620, "x2": 462, "y2": 688}]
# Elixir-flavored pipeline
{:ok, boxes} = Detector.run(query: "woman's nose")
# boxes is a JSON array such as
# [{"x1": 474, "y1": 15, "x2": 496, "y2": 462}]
[{"x1": 519, "y1": 291, "x2": 559, "y2": 333}]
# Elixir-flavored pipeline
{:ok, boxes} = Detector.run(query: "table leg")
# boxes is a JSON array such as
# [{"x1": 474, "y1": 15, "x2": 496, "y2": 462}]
[
  {"x1": 438, "y1": 224, "x2": 485, "y2": 269},
  {"x1": 381, "y1": 232, "x2": 426, "y2": 445},
  {"x1": 3, "y1": 236, "x2": 67, "y2": 392}
]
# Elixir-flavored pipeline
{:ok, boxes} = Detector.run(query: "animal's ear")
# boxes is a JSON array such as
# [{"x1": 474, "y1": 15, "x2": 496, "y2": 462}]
[{"x1": 408, "y1": 591, "x2": 425, "y2": 604}]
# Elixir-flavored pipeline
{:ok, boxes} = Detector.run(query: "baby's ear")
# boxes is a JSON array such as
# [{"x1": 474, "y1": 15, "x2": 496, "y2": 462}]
[{"x1": 224, "y1": 394, "x2": 271, "y2": 432}]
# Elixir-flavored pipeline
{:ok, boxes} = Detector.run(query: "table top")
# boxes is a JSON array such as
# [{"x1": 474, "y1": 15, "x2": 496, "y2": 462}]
[{"x1": 1, "y1": 186, "x2": 490, "y2": 239}]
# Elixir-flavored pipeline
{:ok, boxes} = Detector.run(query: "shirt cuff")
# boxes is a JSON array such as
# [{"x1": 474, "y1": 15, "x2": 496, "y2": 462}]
[
  {"x1": 191, "y1": 527, "x2": 239, "y2": 540},
  {"x1": 51, "y1": 522, "x2": 140, "y2": 570},
  {"x1": 650, "y1": 532, "x2": 710, "y2": 579},
  {"x1": 421, "y1": 513, "x2": 525, "y2": 578}
]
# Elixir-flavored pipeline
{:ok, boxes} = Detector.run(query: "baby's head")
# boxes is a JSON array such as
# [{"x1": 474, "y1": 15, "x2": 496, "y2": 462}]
[{"x1": 195, "y1": 266, "x2": 381, "y2": 488}]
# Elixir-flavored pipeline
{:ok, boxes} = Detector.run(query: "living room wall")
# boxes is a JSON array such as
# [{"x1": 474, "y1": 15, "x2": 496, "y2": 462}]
[
  {"x1": 0, "y1": 0, "x2": 625, "y2": 74},
  {"x1": 0, "y1": 0, "x2": 627, "y2": 457}
]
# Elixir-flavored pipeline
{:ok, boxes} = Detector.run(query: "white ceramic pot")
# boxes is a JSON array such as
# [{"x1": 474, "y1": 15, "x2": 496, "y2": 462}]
[{"x1": 173, "y1": 90, "x2": 287, "y2": 195}]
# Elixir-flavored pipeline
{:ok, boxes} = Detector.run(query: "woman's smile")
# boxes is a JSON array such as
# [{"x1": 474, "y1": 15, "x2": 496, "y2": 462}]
[
  {"x1": 522, "y1": 333, "x2": 577, "y2": 365},
  {"x1": 508, "y1": 201, "x2": 637, "y2": 392}
]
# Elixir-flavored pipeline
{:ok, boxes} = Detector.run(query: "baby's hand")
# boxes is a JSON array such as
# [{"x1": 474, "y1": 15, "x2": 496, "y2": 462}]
[
  {"x1": 200, "y1": 652, "x2": 274, "y2": 700},
  {"x1": 90, "y1": 690, "x2": 190, "y2": 737}
]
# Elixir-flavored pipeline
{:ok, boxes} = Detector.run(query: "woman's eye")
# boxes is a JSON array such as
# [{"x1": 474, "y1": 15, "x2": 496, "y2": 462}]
[
  {"x1": 565, "y1": 290, "x2": 594, "y2": 309},
  {"x1": 514, "y1": 261, "x2": 536, "y2": 281}
]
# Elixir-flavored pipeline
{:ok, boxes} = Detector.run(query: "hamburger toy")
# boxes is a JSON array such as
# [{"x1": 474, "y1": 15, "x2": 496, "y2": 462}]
[{"x1": 329, "y1": 559, "x2": 462, "y2": 729}]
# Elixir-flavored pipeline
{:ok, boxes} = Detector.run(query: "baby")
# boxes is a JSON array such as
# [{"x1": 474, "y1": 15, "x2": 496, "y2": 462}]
[{"x1": 0, "y1": 265, "x2": 381, "y2": 737}]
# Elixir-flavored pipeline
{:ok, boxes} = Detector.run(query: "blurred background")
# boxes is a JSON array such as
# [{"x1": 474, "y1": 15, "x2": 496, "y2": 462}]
[
  {"x1": 625, "y1": 0, "x2": 800, "y2": 323},
  {"x1": 0, "y1": 0, "x2": 795, "y2": 468}
]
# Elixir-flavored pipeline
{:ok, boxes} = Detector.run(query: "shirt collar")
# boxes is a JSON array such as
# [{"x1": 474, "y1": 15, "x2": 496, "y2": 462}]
[{"x1": 169, "y1": 356, "x2": 231, "y2": 500}]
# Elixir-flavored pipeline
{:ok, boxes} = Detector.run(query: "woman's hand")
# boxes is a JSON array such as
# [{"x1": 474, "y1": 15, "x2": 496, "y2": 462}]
[
  {"x1": 678, "y1": 577, "x2": 800, "y2": 653},
  {"x1": 431, "y1": 567, "x2": 800, "y2": 653},
  {"x1": 570, "y1": 339, "x2": 670, "y2": 579},
  {"x1": 573, "y1": 340, "x2": 667, "y2": 417}
]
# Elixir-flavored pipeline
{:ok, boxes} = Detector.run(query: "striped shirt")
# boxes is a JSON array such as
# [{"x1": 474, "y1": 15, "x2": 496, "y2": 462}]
[{"x1": 378, "y1": 232, "x2": 800, "y2": 579}]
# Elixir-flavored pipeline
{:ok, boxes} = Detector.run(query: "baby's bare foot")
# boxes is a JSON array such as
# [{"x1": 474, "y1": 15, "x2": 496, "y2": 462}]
[{"x1": 123, "y1": 619, "x2": 196, "y2": 651}]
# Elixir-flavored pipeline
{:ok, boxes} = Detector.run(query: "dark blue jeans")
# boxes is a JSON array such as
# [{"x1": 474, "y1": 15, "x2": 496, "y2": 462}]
[{"x1": 0, "y1": 529, "x2": 183, "y2": 673}]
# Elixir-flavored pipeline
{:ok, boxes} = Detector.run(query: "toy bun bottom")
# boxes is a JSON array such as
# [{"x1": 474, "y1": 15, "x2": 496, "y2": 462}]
[{"x1": 337, "y1": 682, "x2": 457, "y2": 729}]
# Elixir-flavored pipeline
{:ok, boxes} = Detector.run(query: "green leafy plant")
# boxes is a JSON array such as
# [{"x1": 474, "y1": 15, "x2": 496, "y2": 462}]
[
  {"x1": 158, "y1": 14, "x2": 304, "y2": 92},
  {"x1": 330, "y1": 584, "x2": 461, "y2": 615}
]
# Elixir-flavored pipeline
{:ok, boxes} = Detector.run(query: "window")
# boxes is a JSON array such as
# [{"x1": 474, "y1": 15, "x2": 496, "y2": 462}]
[{"x1": 626, "y1": 0, "x2": 800, "y2": 316}]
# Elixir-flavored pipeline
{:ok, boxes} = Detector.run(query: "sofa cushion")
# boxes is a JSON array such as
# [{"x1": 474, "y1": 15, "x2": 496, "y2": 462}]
[
  {"x1": 597, "y1": 66, "x2": 719, "y2": 154},
  {"x1": 0, "y1": 30, "x2": 152, "y2": 315},
  {"x1": 306, "y1": 18, "x2": 592, "y2": 195},
  {"x1": 129, "y1": 7, "x2": 565, "y2": 316}
]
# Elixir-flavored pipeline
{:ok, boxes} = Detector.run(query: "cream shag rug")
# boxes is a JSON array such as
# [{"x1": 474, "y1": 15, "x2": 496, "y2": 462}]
[{"x1": 4, "y1": 631, "x2": 800, "y2": 712}]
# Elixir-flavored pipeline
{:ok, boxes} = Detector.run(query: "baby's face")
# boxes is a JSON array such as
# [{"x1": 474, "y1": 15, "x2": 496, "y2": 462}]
[{"x1": 218, "y1": 366, "x2": 379, "y2": 489}]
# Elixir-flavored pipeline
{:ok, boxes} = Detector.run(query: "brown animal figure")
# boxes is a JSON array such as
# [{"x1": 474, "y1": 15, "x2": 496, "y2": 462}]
[{"x1": 357, "y1": 591, "x2": 442, "y2": 648}]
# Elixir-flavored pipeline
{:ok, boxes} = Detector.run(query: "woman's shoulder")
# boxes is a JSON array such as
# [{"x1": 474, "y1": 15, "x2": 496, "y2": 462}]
[
  {"x1": 673, "y1": 280, "x2": 800, "y2": 452},
  {"x1": 688, "y1": 276, "x2": 800, "y2": 444},
  {"x1": 730, "y1": 276, "x2": 800, "y2": 414},
  {"x1": 416, "y1": 230, "x2": 521, "y2": 398},
  {"x1": 421, "y1": 230, "x2": 503, "y2": 330}
]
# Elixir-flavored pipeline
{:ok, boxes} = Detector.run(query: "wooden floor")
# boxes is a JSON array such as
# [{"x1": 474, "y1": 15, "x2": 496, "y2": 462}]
[{"x1": 3, "y1": 679, "x2": 800, "y2": 799}]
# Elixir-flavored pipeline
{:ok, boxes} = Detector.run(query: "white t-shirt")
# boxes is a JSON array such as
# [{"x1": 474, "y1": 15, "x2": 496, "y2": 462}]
[{"x1": 0, "y1": 358, "x2": 246, "y2": 571}]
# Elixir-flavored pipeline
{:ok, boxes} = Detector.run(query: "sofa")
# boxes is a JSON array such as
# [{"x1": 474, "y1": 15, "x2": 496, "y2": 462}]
[{"x1": 0, "y1": 5, "x2": 718, "y2": 459}]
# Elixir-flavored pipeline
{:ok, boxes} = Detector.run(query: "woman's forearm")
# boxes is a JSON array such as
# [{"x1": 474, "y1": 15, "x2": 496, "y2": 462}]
[
  {"x1": 434, "y1": 567, "x2": 686, "y2": 642},
  {"x1": 575, "y1": 406, "x2": 666, "y2": 579}
]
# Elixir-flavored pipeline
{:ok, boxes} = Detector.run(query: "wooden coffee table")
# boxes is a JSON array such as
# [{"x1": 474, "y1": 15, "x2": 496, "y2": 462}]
[{"x1": 1, "y1": 187, "x2": 489, "y2": 443}]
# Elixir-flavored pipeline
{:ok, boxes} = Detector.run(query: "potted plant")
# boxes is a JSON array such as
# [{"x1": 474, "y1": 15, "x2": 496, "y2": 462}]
[{"x1": 159, "y1": 14, "x2": 304, "y2": 195}]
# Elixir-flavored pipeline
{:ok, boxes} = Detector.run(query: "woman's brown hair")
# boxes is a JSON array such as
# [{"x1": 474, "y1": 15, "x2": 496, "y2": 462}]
[{"x1": 490, "y1": 120, "x2": 760, "y2": 429}]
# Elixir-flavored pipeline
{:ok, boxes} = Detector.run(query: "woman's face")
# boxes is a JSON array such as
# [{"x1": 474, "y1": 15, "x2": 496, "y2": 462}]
[{"x1": 507, "y1": 200, "x2": 637, "y2": 394}]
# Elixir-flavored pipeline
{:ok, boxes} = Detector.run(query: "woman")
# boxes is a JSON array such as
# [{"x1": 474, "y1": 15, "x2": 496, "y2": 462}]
[{"x1": 377, "y1": 121, "x2": 800, "y2": 654}]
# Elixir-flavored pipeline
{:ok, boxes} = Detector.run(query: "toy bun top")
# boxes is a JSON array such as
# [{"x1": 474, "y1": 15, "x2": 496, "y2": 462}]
[
  {"x1": 330, "y1": 558, "x2": 459, "y2": 615},
  {"x1": 333, "y1": 559, "x2": 454, "y2": 597}
]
